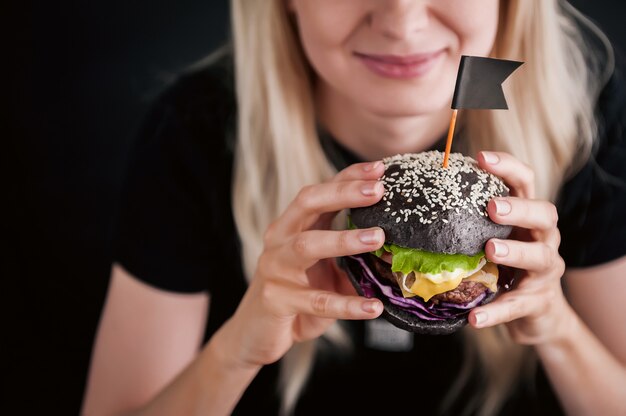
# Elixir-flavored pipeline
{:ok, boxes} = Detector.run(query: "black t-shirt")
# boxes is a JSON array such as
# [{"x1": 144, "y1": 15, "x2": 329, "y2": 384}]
[{"x1": 112, "y1": 49, "x2": 626, "y2": 415}]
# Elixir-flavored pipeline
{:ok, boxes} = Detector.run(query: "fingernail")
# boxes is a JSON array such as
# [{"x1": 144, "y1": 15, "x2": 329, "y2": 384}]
[
  {"x1": 494, "y1": 199, "x2": 512, "y2": 215},
  {"x1": 474, "y1": 311, "x2": 487, "y2": 326},
  {"x1": 359, "y1": 228, "x2": 382, "y2": 244},
  {"x1": 362, "y1": 300, "x2": 382, "y2": 313},
  {"x1": 363, "y1": 161, "x2": 381, "y2": 172},
  {"x1": 482, "y1": 152, "x2": 500, "y2": 164},
  {"x1": 361, "y1": 181, "x2": 381, "y2": 196},
  {"x1": 492, "y1": 240, "x2": 509, "y2": 257}
]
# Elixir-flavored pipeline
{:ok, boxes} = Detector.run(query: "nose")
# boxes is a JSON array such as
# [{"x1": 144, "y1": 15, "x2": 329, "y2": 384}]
[{"x1": 369, "y1": 0, "x2": 430, "y2": 40}]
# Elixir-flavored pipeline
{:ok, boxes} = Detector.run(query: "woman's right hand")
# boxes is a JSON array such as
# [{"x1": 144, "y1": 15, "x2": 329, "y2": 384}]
[{"x1": 215, "y1": 161, "x2": 387, "y2": 368}]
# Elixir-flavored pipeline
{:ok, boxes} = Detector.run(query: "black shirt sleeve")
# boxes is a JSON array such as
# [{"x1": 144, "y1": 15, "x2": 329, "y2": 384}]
[
  {"x1": 112, "y1": 59, "x2": 236, "y2": 293},
  {"x1": 557, "y1": 52, "x2": 626, "y2": 268}
]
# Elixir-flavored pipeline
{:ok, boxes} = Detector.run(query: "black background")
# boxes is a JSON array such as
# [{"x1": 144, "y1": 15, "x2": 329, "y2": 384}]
[{"x1": 4, "y1": 1, "x2": 625, "y2": 414}]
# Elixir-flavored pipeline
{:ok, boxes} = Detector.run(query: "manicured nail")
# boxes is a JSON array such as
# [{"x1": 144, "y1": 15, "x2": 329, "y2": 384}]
[
  {"x1": 492, "y1": 240, "x2": 509, "y2": 257},
  {"x1": 494, "y1": 199, "x2": 512, "y2": 215},
  {"x1": 362, "y1": 300, "x2": 382, "y2": 313},
  {"x1": 361, "y1": 181, "x2": 381, "y2": 196},
  {"x1": 474, "y1": 311, "x2": 487, "y2": 326},
  {"x1": 363, "y1": 161, "x2": 381, "y2": 172},
  {"x1": 359, "y1": 228, "x2": 382, "y2": 244},
  {"x1": 482, "y1": 151, "x2": 500, "y2": 164}
]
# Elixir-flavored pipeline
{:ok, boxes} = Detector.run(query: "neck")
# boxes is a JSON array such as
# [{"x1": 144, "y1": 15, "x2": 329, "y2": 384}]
[{"x1": 316, "y1": 84, "x2": 452, "y2": 161}]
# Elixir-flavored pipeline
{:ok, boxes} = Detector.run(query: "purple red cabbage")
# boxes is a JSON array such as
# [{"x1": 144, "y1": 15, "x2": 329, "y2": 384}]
[{"x1": 349, "y1": 255, "x2": 491, "y2": 321}]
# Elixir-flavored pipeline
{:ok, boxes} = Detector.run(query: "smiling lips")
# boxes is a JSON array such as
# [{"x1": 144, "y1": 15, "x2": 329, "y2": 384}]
[{"x1": 355, "y1": 50, "x2": 445, "y2": 79}]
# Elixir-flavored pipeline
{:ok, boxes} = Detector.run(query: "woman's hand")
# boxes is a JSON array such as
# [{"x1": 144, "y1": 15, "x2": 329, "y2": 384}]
[
  {"x1": 468, "y1": 151, "x2": 570, "y2": 345},
  {"x1": 217, "y1": 161, "x2": 386, "y2": 368}
]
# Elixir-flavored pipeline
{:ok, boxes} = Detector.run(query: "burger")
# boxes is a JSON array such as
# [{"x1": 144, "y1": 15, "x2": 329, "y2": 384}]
[{"x1": 343, "y1": 151, "x2": 513, "y2": 335}]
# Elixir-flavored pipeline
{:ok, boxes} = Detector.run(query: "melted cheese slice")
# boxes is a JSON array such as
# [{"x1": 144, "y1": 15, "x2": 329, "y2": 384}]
[
  {"x1": 396, "y1": 260, "x2": 499, "y2": 302},
  {"x1": 408, "y1": 274, "x2": 464, "y2": 301}
]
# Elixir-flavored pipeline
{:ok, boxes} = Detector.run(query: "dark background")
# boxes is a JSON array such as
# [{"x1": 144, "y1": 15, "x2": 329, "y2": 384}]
[{"x1": 4, "y1": 1, "x2": 625, "y2": 414}]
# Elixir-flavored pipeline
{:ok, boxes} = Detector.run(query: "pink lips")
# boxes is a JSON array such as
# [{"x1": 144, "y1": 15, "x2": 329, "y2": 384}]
[{"x1": 355, "y1": 50, "x2": 445, "y2": 79}]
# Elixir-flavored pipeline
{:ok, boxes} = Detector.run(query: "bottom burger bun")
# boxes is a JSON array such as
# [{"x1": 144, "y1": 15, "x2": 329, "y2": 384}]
[
  {"x1": 344, "y1": 151, "x2": 514, "y2": 335},
  {"x1": 341, "y1": 254, "x2": 502, "y2": 335}
]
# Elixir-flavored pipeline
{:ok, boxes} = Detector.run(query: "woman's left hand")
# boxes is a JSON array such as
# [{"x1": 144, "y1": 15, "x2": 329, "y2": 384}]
[{"x1": 468, "y1": 151, "x2": 570, "y2": 345}]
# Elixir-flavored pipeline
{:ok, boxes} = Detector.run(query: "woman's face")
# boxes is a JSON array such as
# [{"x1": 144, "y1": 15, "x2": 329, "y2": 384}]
[{"x1": 289, "y1": 0, "x2": 500, "y2": 117}]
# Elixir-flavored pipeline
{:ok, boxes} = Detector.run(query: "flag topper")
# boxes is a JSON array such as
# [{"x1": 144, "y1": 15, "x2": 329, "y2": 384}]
[{"x1": 443, "y1": 56, "x2": 524, "y2": 168}]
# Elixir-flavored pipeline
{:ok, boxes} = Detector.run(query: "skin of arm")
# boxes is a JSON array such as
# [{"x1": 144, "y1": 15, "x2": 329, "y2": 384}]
[
  {"x1": 538, "y1": 256, "x2": 626, "y2": 416},
  {"x1": 81, "y1": 265, "x2": 265, "y2": 416},
  {"x1": 128, "y1": 322, "x2": 262, "y2": 416}
]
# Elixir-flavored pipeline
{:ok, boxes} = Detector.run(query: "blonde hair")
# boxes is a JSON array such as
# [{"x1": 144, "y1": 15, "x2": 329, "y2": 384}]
[{"x1": 229, "y1": 0, "x2": 612, "y2": 415}]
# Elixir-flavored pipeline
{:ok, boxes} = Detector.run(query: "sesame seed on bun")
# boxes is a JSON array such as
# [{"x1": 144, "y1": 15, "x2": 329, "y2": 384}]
[{"x1": 351, "y1": 151, "x2": 512, "y2": 255}]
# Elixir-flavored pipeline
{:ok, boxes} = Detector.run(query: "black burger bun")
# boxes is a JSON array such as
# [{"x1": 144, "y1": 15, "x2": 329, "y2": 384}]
[{"x1": 351, "y1": 151, "x2": 512, "y2": 256}]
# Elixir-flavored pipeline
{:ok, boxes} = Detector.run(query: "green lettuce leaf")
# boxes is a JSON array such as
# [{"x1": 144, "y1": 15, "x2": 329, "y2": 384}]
[
  {"x1": 347, "y1": 215, "x2": 484, "y2": 275},
  {"x1": 375, "y1": 244, "x2": 484, "y2": 275}
]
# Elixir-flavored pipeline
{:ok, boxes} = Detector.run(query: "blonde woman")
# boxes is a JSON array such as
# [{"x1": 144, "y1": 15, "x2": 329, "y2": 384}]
[{"x1": 82, "y1": 1, "x2": 626, "y2": 415}]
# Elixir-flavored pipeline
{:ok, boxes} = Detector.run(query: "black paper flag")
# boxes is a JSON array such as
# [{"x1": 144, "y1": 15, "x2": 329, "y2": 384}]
[{"x1": 451, "y1": 56, "x2": 523, "y2": 110}]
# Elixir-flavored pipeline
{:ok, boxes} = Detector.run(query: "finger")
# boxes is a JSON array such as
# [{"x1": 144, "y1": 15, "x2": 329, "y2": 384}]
[
  {"x1": 331, "y1": 160, "x2": 385, "y2": 183},
  {"x1": 478, "y1": 151, "x2": 535, "y2": 199},
  {"x1": 312, "y1": 160, "x2": 385, "y2": 230},
  {"x1": 469, "y1": 291, "x2": 539, "y2": 328},
  {"x1": 282, "y1": 228, "x2": 385, "y2": 270},
  {"x1": 485, "y1": 239, "x2": 563, "y2": 274},
  {"x1": 306, "y1": 161, "x2": 384, "y2": 230},
  {"x1": 487, "y1": 197, "x2": 559, "y2": 232},
  {"x1": 262, "y1": 280, "x2": 383, "y2": 320},
  {"x1": 267, "y1": 180, "x2": 384, "y2": 242},
  {"x1": 289, "y1": 287, "x2": 384, "y2": 320}
]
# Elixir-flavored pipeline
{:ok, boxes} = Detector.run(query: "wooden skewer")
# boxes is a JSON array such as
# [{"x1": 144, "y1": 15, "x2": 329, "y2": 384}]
[{"x1": 443, "y1": 109, "x2": 458, "y2": 168}]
